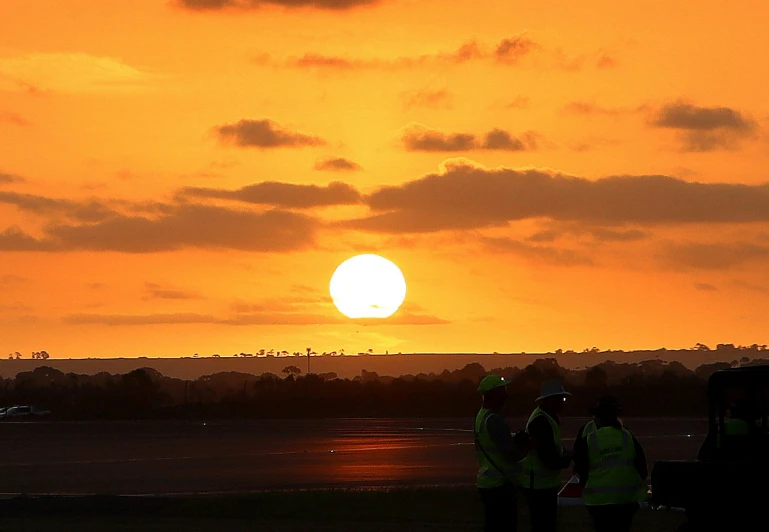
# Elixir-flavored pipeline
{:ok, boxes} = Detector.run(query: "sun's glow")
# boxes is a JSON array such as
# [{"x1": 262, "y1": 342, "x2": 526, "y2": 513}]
[{"x1": 329, "y1": 254, "x2": 407, "y2": 319}]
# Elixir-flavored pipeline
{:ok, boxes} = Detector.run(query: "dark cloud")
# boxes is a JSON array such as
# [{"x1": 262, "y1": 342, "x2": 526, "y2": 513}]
[
  {"x1": 214, "y1": 119, "x2": 326, "y2": 148},
  {"x1": 178, "y1": 0, "x2": 382, "y2": 10},
  {"x1": 402, "y1": 126, "x2": 475, "y2": 152},
  {"x1": 495, "y1": 36, "x2": 538, "y2": 64},
  {"x1": 1, "y1": 205, "x2": 317, "y2": 253},
  {"x1": 653, "y1": 103, "x2": 755, "y2": 131},
  {"x1": 482, "y1": 129, "x2": 537, "y2": 151},
  {"x1": 314, "y1": 157, "x2": 362, "y2": 172},
  {"x1": 340, "y1": 163, "x2": 769, "y2": 234},
  {"x1": 402, "y1": 125, "x2": 537, "y2": 152},
  {"x1": 181, "y1": 181, "x2": 362, "y2": 208},
  {"x1": 144, "y1": 282, "x2": 201, "y2": 300},
  {"x1": 694, "y1": 282, "x2": 718, "y2": 291},
  {"x1": 662, "y1": 241, "x2": 769, "y2": 270},
  {"x1": 651, "y1": 102, "x2": 757, "y2": 152},
  {"x1": 0, "y1": 173, "x2": 24, "y2": 184},
  {"x1": 0, "y1": 191, "x2": 115, "y2": 222},
  {"x1": 0, "y1": 227, "x2": 58, "y2": 251}
]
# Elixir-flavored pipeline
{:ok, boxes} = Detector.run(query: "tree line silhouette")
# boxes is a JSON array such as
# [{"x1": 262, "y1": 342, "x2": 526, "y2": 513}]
[{"x1": 4, "y1": 354, "x2": 767, "y2": 420}]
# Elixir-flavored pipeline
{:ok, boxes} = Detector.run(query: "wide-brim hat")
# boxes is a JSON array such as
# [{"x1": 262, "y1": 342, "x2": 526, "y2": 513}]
[
  {"x1": 536, "y1": 379, "x2": 571, "y2": 401},
  {"x1": 478, "y1": 374, "x2": 512, "y2": 394}
]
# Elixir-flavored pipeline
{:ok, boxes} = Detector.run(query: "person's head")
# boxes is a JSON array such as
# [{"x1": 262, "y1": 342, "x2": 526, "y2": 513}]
[
  {"x1": 478, "y1": 375, "x2": 511, "y2": 411},
  {"x1": 592, "y1": 395, "x2": 622, "y2": 424},
  {"x1": 536, "y1": 379, "x2": 571, "y2": 415}
]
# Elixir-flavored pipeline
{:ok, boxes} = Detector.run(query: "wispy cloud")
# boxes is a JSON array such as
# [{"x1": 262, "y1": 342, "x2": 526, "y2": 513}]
[
  {"x1": 180, "y1": 181, "x2": 362, "y2": 207},
  {"x1": 400, "y1": 89, "x2": 452, "y2": 110},
  {"x1": 0, "y1": 173, "x2": 25, "y2": 184},
  {"x1": 178, "y1": 0, "x2": 383, "y2": 11},
  {"x1": 0, "y1": 111, "x2": 29, "y2": 126},
  {"x1": 260, "y1": 36, "x2": 550, "y2": 72},
  {"x1": 63, "y1": 310, "x2": 447, "y2": 326},
  {"x1": 661, "y1": 241, "x2": 769, "y2": 270},
  {"x1": 0, "y1": 53, "x2": 158, "y2": 94},
  {"x1": 144, "y1": 282, "x2": 202, "y2": 300}
]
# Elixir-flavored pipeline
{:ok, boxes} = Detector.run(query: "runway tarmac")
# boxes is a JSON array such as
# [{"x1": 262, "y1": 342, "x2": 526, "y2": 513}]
[{"x1": 0, "y1": 418, "x2": 706, "y2": 495}]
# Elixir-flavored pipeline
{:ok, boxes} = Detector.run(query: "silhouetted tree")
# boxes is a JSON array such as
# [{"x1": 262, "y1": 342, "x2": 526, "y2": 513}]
[{"x1": 282, "y1": 365, "x2": 302, "y2": 377}]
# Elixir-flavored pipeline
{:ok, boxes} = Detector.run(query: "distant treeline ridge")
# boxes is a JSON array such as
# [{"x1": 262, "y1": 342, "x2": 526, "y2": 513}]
[{"x1": 4, "y1": 356, "x2": 767, "y2": 419}]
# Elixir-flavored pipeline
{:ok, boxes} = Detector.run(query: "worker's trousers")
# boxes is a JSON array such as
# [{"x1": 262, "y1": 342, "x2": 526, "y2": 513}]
[
  {"x1": 523, "y1": 488, "x2": 559, "y2": 532},
  {"x1": 478, "y1": 483, "x2": 518, "y2": 532}
]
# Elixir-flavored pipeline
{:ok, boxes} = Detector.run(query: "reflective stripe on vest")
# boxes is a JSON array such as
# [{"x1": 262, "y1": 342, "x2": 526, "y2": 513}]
[
  {"x1": 475, "y1": 409, "x2": 523, "y2": 488},
  {"x1": 582, "y1": 420, "x2": 597, "y2": 439},
  {"x1": 518, "y1": 407, "x2": 563, "y2": 490},
  {"x1": 583, "y1": 427, "x2": 642, "y2": 506}
]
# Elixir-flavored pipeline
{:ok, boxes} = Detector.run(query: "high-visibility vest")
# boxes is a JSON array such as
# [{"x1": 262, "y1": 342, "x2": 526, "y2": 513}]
[
  {"x1": 583, "y1": 427, "x2": 643, "y2": 506},
  {"x1": 474, "y1": 408, "x2": 523, "y2": 488},
  {"x1": 725, "y1": 418, "x2": 751, "y2": 435},
  {"x1": 582, "y1": 420, "x2": 597, "y2": 438},
  {"x1": 518, "y1": 407, "x2": 564, "y2": 489}
]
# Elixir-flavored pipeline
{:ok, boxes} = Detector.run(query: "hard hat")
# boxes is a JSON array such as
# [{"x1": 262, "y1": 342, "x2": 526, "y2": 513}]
[
  {"x1": 536, "y1": 380, "x2": 572, "y2": 402},
  {"x1": 478, "y1": 374, "x2": 512, "y2": 394}
]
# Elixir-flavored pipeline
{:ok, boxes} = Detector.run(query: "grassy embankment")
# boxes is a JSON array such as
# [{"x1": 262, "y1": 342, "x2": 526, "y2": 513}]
[{"x1": 0, "y1": 488, "x2": 686, "y2": 531}]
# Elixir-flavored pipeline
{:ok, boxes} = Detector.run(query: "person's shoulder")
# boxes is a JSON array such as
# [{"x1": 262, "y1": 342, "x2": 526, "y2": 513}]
[{"x1": 485, "y1": 412, "x2": 509, "y2": 426}]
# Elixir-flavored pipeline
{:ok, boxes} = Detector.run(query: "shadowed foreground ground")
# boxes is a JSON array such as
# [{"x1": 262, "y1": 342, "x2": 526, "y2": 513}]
[{"x1": 0, "y1": 489, "x2": 686, "y2": 531}]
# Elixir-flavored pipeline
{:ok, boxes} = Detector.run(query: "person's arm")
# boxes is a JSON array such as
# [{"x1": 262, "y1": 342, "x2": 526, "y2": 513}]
[
  {"x1": 486, "y1": 414, "x2": 528, "y2": 463},
  {"x1": 631, "y1": 433, "x2": 648, "y2": 480},
  {"x1": 572, "y1": 429, "x2": 589, "y2": 487},
  {"x1": 528, "y1": 415, "x2": 571, "y2": 470}
]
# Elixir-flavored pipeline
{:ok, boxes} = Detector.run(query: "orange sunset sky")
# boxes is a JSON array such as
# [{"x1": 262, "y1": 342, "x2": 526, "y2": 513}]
[{"x1": 1, "y1": 1, "x2": 768, "y2": 359}]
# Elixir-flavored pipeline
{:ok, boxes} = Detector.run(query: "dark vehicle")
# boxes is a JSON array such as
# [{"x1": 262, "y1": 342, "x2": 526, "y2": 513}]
[
  {"x1": 0, "y1": 405, "x2": 51, "y2": 420},
  {"x1": 651, "y1": 365, "x2": 769, "y2": 530}
]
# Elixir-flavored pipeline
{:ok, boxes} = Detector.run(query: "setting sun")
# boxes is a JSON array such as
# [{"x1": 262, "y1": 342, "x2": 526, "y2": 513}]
[{"x1": 329, "y1": 254, "x2": 407, "y2": 319}]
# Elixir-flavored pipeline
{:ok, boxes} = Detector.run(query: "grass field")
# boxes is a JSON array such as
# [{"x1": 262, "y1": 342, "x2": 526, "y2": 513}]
[{"x1": 0, "y1": 489, "x2": 687, "y2": 531}]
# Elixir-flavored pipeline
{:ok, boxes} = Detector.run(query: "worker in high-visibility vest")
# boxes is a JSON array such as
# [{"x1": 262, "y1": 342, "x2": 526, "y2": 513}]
[
  {"x1": 573, "y1": 396, "x2": 648, "y2": 532},
  {"x1": 474, "y1": 374, "x2": 531, "y2": 532},
  {"x1": 698, "y1": 394, "x2": 763, "y2": 461},
  {"x1": 518, "y1": 380, "x2": 573, "y2": 532}
]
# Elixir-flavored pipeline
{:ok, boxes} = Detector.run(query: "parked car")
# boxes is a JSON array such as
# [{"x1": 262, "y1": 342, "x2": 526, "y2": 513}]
[{"x1": 0, "y1": 405, "x2": 51, "y2": 420}]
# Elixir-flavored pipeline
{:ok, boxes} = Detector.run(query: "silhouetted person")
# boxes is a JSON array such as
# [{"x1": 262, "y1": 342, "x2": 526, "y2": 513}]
[
  {"x1": 573, "y1": 396, "x2": 648, "y2": 532},
  {"x1": 474, "y1": 374, "x2": 531, "y2": 532},
  {"x1": 519, "y1": 380, "x2": 573, "y2": 532},
  {"x1": 699, "y1": 394, "x2": 765, "y2": 462}
]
